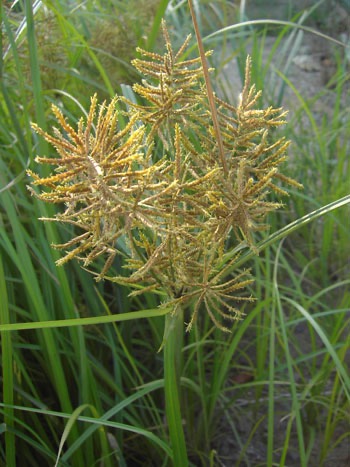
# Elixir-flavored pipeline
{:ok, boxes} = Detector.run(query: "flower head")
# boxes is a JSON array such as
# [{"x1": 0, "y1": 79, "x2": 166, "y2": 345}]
[{"x1": 28, "y1": 23, "x2": 301, "y2": 331}]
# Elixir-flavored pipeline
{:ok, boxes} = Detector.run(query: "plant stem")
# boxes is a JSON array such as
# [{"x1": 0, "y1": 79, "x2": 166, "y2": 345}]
[
  {"x1": 188, "y1": 0, "x2": 228, "y2": 175},
  {"x1": 164, "y1": 311, "x2": 188, "y2": 466}
]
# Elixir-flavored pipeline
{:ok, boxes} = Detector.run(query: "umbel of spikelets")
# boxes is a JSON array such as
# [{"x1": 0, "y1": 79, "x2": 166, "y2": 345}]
[{"x1": 28, "y1": 21, "x2": 302, "y2": 331}]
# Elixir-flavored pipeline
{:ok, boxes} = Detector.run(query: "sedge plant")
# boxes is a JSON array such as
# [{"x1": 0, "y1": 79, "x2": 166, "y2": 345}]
[
  {"x1": 26, "y1": 6, "x2": 305, "y2": 461},
  {"x1": 1, "y1": 1, "x2": 349, "y2": 465}
]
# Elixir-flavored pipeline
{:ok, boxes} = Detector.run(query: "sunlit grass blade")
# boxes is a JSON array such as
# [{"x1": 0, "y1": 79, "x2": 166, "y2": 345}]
[{"x1": 0, "y1": 307, "x2": 171, "y2": 333}]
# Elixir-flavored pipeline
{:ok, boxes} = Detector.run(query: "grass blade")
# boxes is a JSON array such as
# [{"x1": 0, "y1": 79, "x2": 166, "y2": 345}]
[
  {"x1": 0, "y1": 256, "x2": 15, "y2": 467},
  {"x1": 54, "y1": 404, "x2": 92, "y2": 467},
  {"x1": 0, "y1": 307, "x2": 171, "y2": 332},
  {"x1": 146, "y1": 0, "x2": 171, "y2": 50},
  {"x1": 273, "y1": 242, "x2": 306, "y2": 466},
  {"x1": 284, "y1": 298, "x2": 350, "y2": 399}
]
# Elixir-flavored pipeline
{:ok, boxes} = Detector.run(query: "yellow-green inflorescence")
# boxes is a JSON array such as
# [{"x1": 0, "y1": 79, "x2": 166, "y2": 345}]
[{"x1": 28, "y1": 21, "x2": 302, "y2": 332}]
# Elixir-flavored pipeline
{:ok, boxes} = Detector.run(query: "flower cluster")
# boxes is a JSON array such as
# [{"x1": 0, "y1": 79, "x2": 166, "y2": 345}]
[{"x1": 28, "y1": 21, "x2": 301, "y2": 331}]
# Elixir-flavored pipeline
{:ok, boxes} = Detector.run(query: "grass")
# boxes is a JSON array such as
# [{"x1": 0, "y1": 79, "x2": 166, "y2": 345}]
[{"x1": 1, "y1": 0, "x2": 349, "y2": 466}]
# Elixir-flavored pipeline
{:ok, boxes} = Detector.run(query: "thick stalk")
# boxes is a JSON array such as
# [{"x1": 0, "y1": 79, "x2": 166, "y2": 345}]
[{"x1": 164, "y1": 311, "x2": 188, "y2": 466}]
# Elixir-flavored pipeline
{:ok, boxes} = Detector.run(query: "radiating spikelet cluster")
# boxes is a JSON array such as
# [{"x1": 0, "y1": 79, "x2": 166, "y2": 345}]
[{"x1": 28, "y1": 21, "x2": 301, "y2": 331}]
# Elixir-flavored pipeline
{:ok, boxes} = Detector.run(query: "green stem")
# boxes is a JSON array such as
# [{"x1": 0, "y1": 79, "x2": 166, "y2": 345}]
[
  {"x1": 164, "y1": 312, "x2": 188, "y2": 466},
  {"x1": 188, "y1": 0, "x2": 228, "y2": 175}
]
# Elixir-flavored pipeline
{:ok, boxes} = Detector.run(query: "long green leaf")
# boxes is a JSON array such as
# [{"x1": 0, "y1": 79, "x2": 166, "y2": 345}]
[
  {"x1": 0, "y1": 307, "x2": 171, "y2": 332},
  {"x1": 0, "y1": 256, "x2": 15, "y2": 467}
]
